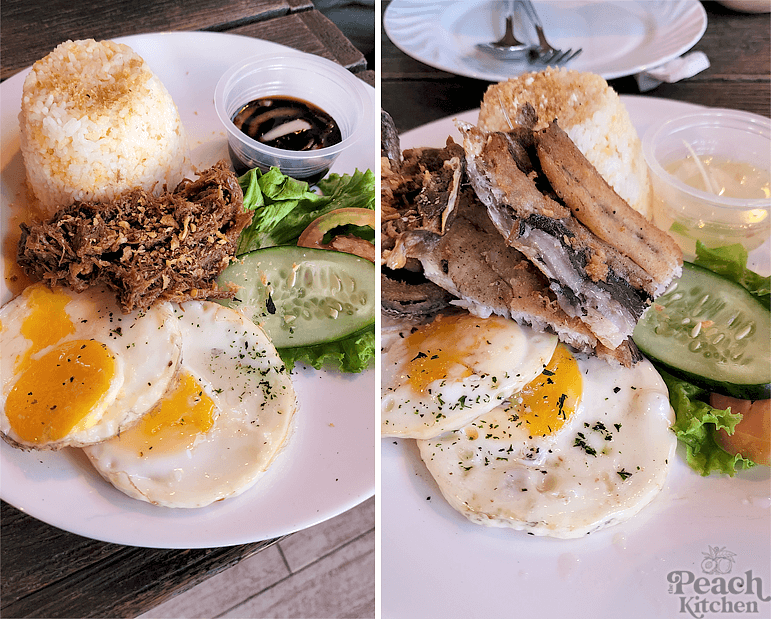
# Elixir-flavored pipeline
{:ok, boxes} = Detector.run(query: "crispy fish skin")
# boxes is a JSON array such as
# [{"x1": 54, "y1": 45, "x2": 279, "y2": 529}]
[
  {"x1": 468, "y1": 122, "x2": 655, "y2": 296},
  {"x1": 478, "y1": 70, "x2": 654, "y2": 219},
  {"x1": 458, "y1": 120, "x2": 653, "y2": 350},
  {"x1": 489, "y1": 206, "x2": 644, "y2": 350},
  {"x1": 474, "y1": 131, "x2": 570, "y2": 221},
  {"x1": 535, "y1": 121, "x2": 682, "y2": 295},
  {"x1": 414, "y1": 154, "x2": 463, "y2": 236},
  {"x1": 396, "y1": 188, "x2": 641, "y2": 366}
]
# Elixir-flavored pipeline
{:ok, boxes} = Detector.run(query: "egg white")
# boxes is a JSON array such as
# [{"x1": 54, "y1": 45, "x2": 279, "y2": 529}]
[
  {"x1": 84, "y1": 301, "x2": 297, "y2": 508},
  {"x1": 381, "y1": 311, "x2": 557, "y2": 439},
  {"x1": 417, "y1": 353, "x2": 676, "y2": 538},
  {"x1": 0, "y1": 284, "x2": 182, "y2": 449}
]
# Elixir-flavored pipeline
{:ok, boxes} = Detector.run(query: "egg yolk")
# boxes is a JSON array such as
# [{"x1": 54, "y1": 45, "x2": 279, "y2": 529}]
[
  {"x1": 5, "y1": 285, "x2": 120, "y2": 444},
  {"x1": 6, "y1": 340, "x2": 117, "y2": 443},
  {"x1": 509, "y1": 345, "x2": 582, "y2": 437},
  {"x1": 118, "y1": 371, "x2": 216, "y2": 456},
  {"x1": 404, "y1": 313, "x2": 506, "y2": 394},
  {"x1": 17, "y1": 284, "x2": 76, "y2": 370}
]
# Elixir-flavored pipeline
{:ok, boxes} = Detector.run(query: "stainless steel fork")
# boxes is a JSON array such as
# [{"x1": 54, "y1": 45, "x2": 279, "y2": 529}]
[{"x1": 520, "y1": 0, "x2": 582, "y2": 66}]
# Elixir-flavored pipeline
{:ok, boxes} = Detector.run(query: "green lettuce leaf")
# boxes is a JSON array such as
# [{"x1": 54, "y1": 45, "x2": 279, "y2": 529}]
[
  {"x1": 234, "y1": 166, "x2": 376, "y2": 373},
  {"x1": 693, "y1": 241, "x2": 770, "y2": 309},
  {"x1": 317, "y1": 169, "x2": 375, "y2": 211},
  {"x1": 236, "y1": 167, "x2": 331, "y2": 254},
  {"x1": 661, "y1": 370, "x2": 755, "y2": 476},
  {"x1": 277, "y1": 325, "x2": 375, "y2": 373},
  {"x1": 236, "y1": 167, "x2": 375, "y2": 255}
]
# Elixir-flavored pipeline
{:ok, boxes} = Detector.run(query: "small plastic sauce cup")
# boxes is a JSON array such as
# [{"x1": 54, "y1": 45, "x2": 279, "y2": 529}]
[{"x1": 642, "y1": 110, "x2": 770, "y2": 258}]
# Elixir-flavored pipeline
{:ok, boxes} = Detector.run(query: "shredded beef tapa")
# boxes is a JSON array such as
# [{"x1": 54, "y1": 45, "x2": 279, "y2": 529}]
[{"x1": 17, "y1": 161, "x2": 251, "y2": 313}]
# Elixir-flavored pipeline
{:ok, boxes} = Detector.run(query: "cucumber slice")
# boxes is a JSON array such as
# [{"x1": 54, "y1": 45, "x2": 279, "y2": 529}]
[
  {"x1": 217, "y1": 246, "x2": 375, "y2": 349},
  {"x1": 633, "y1": 262, "x2": 770, "y2": 400}
]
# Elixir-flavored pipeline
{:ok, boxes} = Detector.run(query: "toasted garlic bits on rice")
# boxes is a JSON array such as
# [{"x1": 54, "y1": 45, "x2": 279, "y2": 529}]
[
  {"x1": 479, "y1": 68, "x2": 652, "y2": 220},
  {"x1": 19, "y1": 39, "x2": 192, "y2": 217}
]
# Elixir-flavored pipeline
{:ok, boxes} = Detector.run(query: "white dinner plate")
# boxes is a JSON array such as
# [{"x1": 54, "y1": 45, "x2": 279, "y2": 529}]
[
  {"x1": 382, "y1": 97, "x2": 771, "y2": 619},
  {"x1": 384, "y1": 0, "x2": 707, "y2": 82},
  {"x1": 0, "y1": 32, "x2": 376, "y2": 549}
]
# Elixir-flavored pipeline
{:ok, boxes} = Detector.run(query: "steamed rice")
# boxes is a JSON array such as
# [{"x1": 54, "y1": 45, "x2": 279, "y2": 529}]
[
  {"x1": 19, "y1": 39, "x2": 191, "y2": 217},
  {"x1": 478, "y1": 68, "x2": 652, "y2": 219}
]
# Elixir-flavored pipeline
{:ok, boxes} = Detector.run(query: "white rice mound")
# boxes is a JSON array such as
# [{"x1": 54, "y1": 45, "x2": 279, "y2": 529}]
[
  {"x1": 19, "y1": 39, "x2": 192, "y2": 217},
  {"x1": 478, "y1": 67, "x2": 652, "y2": 219}
]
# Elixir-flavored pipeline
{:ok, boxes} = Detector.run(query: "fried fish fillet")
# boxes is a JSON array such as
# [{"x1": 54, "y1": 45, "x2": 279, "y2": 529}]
[
  {"x1": 392, "y1": 187, "x2": 641, "y2": 366},
  {"x1": 535, "y1": 121, "x2": 682, "y2": 295},
  {"x1": 458, "y1": 120, "x2": 682, "y2": 351},
  {"x1": 478, "y1": 68, "x2": 653, "y2": 219}
]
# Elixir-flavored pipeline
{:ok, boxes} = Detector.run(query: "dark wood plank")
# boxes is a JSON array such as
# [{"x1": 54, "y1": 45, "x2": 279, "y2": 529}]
[
  {"x1": 696, "y1": 1, "x2": 771, "y2": 78},
  {"x1": 616, "y1": 80, "x2": 770, "y2": 118},
  {"x1": 299, "y1": 9, "x2": 368, "y2": 73},
  {"x1": 0, "y1": 0, "x2": 315, "y2": 80},
  {"x1": 357, "y1": 70, "x2": 376, "y2": 89},
  {"x1": 1, "y1": 501, "x2": 123, "y2": 599},
  {"x1": 382, "y1": 78, "x2": 491, "y2": 134},
  {"x1": 227, "y1": 12, "x2": 367, "y2": 73},
  {"x1": 2, "y1": 502, "x2": 281, "y2": 619}
]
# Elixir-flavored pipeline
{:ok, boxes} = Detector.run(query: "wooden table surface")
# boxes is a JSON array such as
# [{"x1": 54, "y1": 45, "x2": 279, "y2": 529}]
[
  {"x1": 382, "y1": 0, "x2": 770, "y2": 133},
  {"x1": 0, "y1": 2, "x2": 370, "y2": 618}
]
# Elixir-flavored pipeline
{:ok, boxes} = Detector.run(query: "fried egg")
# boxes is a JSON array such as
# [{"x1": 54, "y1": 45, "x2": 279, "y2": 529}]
[
  {"x1": 84, "y1": 301, "x2": 297, "y2": 508},
  {"x1": 381, "y1": 311, "x2": 557, "y2": 439},
  {"x1": 417, "y1": 346, "x2": 676, "y2": 538},
  {"x1": 0, "y1": 283, "x2": 182, "y2": 449}
]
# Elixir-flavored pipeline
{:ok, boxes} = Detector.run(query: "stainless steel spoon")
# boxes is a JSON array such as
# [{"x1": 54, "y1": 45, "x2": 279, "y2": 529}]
[{"x1": 476, "y1": 14, "x2": 531, "y2": 60}]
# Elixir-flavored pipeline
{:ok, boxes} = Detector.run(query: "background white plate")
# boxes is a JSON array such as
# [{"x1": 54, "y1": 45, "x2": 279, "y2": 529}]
[
  {"x1": 385, "y1": 0, "x2": 707, "y2": 82},
  {"x1": 382, "y1": 97, "x2": 771, "y2": 619},
  {"x1": 0, "y1": 32, "x2": 376, "y2": 549}
]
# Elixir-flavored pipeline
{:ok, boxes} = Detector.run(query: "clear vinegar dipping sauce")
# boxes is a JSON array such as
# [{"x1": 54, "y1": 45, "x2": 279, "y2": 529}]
[
  {"x1": 665, "y1": 155, "x2": 770, "y2": 200},
  {"x1": 651, "y1": 154, "x2": 771, "y2": 258},
  {"x1": 643, "y1": 110, "x2": 771, "y2": 260}
]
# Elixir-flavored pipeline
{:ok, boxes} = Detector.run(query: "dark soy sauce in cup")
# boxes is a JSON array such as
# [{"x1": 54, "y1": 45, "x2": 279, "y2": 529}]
[
  {"x1": 233, "y1": 97, "x2": 342, "y2": 151},
  {"x1": 229, "y1": 96, "x2": 342, "y2": 182}
]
